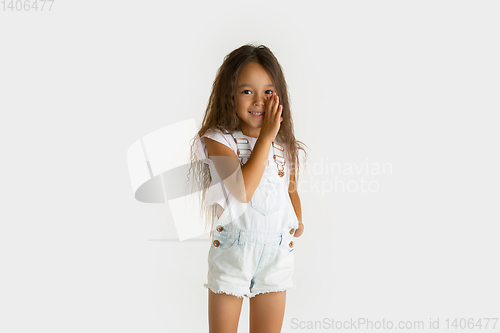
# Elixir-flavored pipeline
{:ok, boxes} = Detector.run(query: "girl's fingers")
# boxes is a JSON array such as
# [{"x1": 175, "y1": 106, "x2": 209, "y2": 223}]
[
  {"x1": 265, "y1": 93, "x2": 280, "y2": 121},
  {"x1": 266, "y1": 94, "x2": 275, "y2": 117},
  {"x1": 264, "y1": 95, "x2": 271, "y2": 119},
  {"x1": 268, "y1": 94, "x2": 275, "y2": 111}
]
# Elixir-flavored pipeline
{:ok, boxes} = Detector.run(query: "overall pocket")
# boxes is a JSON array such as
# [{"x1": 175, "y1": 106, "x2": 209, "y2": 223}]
[{"x1": 250, "y1": 167, "x2": 281, "y2": 216}]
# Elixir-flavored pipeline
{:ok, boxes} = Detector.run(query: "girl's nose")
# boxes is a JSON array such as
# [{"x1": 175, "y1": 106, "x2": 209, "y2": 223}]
[{"x1": 253, "y1": 94, "x2": 266, "y2": 106}]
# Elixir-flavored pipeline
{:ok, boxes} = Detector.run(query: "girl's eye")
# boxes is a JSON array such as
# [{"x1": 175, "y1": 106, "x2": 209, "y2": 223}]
[{"x1": 242, "y1": 90, "x2": 275, "y2": 95}]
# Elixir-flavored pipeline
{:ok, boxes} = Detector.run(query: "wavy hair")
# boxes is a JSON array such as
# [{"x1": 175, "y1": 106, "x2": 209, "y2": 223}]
[{"x1": 187, "y1": 44, "x2": 308, "y2": 235}]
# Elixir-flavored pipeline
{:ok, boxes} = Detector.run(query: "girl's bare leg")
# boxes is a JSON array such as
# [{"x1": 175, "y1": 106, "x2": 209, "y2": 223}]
[
  {"x1": 249, "y1": 291, "x2": 286, "y2": 333},
  {"x1": 208, "y1": 289, "x2": 244, "y2": 333}
]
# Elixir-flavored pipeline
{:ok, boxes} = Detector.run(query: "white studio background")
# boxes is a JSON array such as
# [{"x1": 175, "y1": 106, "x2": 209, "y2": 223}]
[{"x1": 1, "y1": 1, "x2": 499, "y2": 332}]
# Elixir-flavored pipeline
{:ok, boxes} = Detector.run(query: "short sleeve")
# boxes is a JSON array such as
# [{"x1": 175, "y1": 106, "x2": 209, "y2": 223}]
[
  {"x1": 193, "y1": 128, "x2": 238, "y2": 209},
  {"x1": 195, "y1": 128, "x2": 237, "y2": 164}
]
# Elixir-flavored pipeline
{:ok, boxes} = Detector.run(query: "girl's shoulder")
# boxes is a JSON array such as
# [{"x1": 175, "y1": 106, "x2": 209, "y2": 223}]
[
  {"x1": 195, "y1": 127, "x2": 238, "y2": 163},
  {"x1": 203, "y1": 127, "x2": 236, "y2": 148}
]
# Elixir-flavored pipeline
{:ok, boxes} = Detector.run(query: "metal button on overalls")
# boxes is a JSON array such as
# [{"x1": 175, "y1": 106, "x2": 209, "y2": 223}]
[
  {"x1": 213, "y1": 240, "x2": 220, "y2": 247},
  {"x1": 289, "y1": 241, "x2": 294, "y2": 248},
  {"x1": 289, "y1": 228, "x2": 295, "y2": 235},
  {"x1": 216, "y1": 225, "x2": 224, "y2": 232}
]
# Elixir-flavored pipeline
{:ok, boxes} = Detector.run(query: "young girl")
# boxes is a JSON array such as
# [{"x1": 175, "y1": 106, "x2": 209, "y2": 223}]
[{"x1": 189, "y1": 44, "x2": 307, "y2": 333}]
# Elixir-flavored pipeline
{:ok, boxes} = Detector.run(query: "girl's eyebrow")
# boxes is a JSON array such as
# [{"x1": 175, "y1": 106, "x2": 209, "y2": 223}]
[{"x1": 237, "y1": 84, "x2": 274, "y2": 89}]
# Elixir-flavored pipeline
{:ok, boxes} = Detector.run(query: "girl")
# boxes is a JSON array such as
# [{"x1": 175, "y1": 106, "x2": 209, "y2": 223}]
[{"x1": 189, "y1": 44, "x2": 307, "y2": 333}]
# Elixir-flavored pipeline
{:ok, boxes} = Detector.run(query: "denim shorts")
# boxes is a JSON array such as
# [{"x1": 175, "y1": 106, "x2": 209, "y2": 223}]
[{"x1": 204, "y1": 222, "x2": 297, "y2": 298}]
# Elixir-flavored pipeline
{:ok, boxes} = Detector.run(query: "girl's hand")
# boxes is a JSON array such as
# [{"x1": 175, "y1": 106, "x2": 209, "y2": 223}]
[
  {"x1": 293, "y1": 222, "x2": 304, "y2": 238},
  {"x1": 259, "y1": 92, "x2": 283, "y2": 143}
]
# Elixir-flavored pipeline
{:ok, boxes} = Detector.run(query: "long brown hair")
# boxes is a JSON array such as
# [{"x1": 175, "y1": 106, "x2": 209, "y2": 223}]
[{"x1": 188, "y1": 44, "x2": 308, "y2": 234}]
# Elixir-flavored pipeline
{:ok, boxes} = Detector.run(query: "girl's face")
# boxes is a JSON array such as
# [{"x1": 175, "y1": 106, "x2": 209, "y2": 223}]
[{"x1": 234, "y1": 62, "x2": 275, "y2": 138}]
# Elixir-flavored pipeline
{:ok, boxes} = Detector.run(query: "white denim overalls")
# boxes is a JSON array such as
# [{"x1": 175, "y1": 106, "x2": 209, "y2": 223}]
[{"x1": 204, "y1": 130, "x2": 300, "y2": 298}]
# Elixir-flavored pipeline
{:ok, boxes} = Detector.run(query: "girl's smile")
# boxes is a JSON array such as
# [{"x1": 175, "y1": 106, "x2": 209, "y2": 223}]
[{"x1": 249, "y1": 111, "x2": 264, "y2": 118}]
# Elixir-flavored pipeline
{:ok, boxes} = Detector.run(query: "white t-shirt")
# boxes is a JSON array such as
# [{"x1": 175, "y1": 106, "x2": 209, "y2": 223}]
[{"x1": 195, "y1": 128, "x2": 290, "y2": 211}]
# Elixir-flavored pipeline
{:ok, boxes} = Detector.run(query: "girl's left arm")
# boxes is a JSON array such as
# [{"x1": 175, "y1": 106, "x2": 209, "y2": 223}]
[{"x1": 288, "y1": 171, "x2": 304, "y2": 237}]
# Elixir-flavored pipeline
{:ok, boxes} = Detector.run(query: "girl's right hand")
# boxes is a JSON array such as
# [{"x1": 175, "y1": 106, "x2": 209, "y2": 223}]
[{"x1": 259, "y1": 92, "x2": 283, "y2": 143}]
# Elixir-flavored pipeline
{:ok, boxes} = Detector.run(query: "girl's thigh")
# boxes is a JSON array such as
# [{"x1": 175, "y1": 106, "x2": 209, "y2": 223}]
[
  {"x1": 208, "y1": 289, "x2": 244, "y2": 333},
  {"x1": 249, "y1": 291, "x2": 287, "y2": 333}
]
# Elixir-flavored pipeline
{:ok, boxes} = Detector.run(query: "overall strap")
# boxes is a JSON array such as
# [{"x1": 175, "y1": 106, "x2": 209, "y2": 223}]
[
  {"x1": 232, "y1": 130, "x2": 252, "y2": 164},
  {"x1": 272, "y1": 140, "x2": 285, "y2": 177}
]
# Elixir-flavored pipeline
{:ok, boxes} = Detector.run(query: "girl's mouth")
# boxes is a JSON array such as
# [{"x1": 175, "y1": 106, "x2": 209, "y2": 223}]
[{"x1": 249, "y1": 111, "x2": 264, "y2": 118}]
